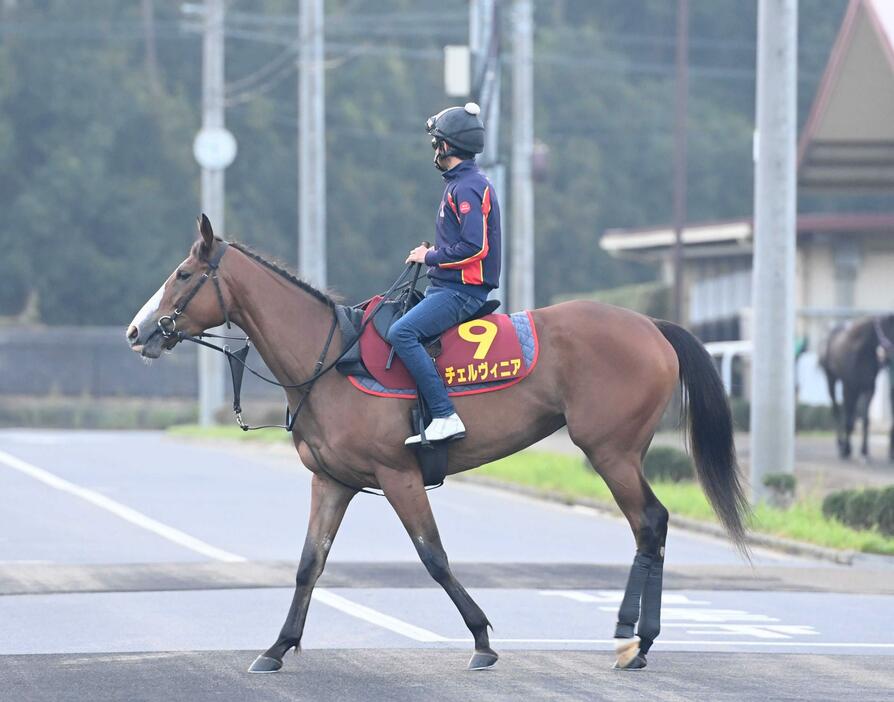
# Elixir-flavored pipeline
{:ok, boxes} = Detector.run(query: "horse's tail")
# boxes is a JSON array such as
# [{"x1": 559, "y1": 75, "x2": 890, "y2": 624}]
[{"x1": 654, "y1": 320, "x2": 750, "y2": 554}]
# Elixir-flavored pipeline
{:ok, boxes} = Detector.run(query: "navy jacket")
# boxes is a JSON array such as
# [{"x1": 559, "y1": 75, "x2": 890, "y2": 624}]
[{"x1": 424, "y1": 160, "x2": 501, "y2": 300}]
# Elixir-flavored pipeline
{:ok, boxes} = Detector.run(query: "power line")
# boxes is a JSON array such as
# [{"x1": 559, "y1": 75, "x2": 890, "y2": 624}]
[{"x1": 226, "y1": 43, "x2": 298, "y2": 93}]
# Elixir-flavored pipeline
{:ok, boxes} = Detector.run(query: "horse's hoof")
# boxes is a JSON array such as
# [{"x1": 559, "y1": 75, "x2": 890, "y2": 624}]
[
  {"x1": 613, "y1": 654, "x2": 647, "y2": 670},
  {"x1": 468, "y1": 649, "x2": 499, "y2": 670},
  {"x1": 248, "y1": 655, "x2": 283, "y2": 673},
  {"x1": 612, "y1": 636, "x2": 642, "y2": 670}
]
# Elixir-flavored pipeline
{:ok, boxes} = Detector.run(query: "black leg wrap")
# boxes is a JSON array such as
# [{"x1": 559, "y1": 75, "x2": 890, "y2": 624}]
[
  {"x1": 637, "y1": 556, "x2": 664, "y2": 654},
  {"x1": 614, "y1": 552, "x2": 653, "y2": 639}
]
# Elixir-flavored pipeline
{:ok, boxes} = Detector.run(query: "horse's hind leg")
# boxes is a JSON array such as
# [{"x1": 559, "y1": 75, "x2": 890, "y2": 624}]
[
  {"x1": 377, "y1": 464, "x2": 497, "y2": 670},
  {"x1": 583, "y1": 447, "x2": 668, "y2": 670},
  {"x1": 249, "y1": 474, "x2": 356, "y2": 673},
  {"x1": 859, "y1": 388, "x2": 875, "y2": 462},
  {"x1": 827, "y1": 374, "x2": 847, "y2": 458},
  {"x1": 842, "y1": 385, "x2": 859, "y2": 459}
]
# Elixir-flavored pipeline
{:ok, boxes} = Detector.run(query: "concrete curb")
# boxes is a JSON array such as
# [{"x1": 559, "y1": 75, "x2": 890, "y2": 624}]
[{"x1": 453, "y1": 474, "x2": 857, "y2": 566}]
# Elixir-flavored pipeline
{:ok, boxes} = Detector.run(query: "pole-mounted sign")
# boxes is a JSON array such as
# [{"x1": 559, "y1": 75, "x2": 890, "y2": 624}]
[{"x1": 193, "y1": 126, "x2": 237, "y2": 171}]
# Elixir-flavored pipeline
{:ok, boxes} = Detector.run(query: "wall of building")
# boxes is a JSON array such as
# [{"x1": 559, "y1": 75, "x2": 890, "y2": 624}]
[{"x1": 855, "y1": 235, "x2": 894, "y2": 309}]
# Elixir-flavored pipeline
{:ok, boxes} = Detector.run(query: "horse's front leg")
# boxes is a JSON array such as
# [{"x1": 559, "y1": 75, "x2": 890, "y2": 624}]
[
  {"x1": 249, "y1": 474, "x2": 356, "y2": 673},
  {"x1": 377, "y1": 463, "x2": 498, "y2": 670}
]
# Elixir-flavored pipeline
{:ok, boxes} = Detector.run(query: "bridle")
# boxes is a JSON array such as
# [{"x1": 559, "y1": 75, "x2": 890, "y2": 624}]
[
  {"x1": 157, "y1": 240, "x2": 232, "y2": 338},
  {"x1": 153, "y1": 239, "x2": 423, "y2": 495},
  {"x1": 155, "y1": 238, "x2": 343, "y2": 431},
  {"x1": 152, "y1": 240, "x2": 423, "y2": 495}
]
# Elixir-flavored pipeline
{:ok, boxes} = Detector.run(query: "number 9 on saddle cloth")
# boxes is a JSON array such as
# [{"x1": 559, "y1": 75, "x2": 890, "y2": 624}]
[{"x1": 334, "y1": 284, "x2": 501, "y2": 487}]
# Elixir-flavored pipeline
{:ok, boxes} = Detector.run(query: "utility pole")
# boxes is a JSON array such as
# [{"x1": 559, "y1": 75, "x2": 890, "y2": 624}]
[
  {"x1": 470, "y1": 0, "x2": 506, "y2": 306},
  {"x1": 749, "y1": 0, "x2": 798, "y2": 502},
  {"x1": 672, "y1": 0, "x2": 689, "y2": 324},
  {"x1": 140, "y1": 0, "x2": 161, "y2": 95},
  {"x1": 510, "y1": 0, "x2": 534, "y2": 312},
  {"x1": 298, "y1": 0, "x2": 326, "y2": 287},
  {"x1": 194, "y1": 0, "x2": 230, "y2": 426}
]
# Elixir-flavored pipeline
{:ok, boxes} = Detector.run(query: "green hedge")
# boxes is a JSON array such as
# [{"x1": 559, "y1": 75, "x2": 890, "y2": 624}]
[
  {"x1": 762, "y1": 473, "x2": 796, "y2": 493},
  {"x1": 822, "y1": 486, "x2": 894, "y2": 536},
  {"x1": 725, "y1": 399, "x2": 835, "y2": 433},
  {"x1": 643, "y1": 445, "x2": 694, "y2": 483},
  {"x1": 662, "y1": 398, "x2": 834, "y2": 434}
]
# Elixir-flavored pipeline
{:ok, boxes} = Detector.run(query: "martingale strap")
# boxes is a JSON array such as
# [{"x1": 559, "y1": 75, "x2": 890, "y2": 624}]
[{"x1": 167, "y1": 251, "x2": 438, "y2": 497}]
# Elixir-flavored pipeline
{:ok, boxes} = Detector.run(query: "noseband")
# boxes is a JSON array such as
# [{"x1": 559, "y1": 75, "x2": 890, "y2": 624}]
[
  {"x1": 148, "y1": 249, "x2": 427, "y2": 496},
  {"x1": 158, "y1": 241, "x2": 232, "y2": 338}
]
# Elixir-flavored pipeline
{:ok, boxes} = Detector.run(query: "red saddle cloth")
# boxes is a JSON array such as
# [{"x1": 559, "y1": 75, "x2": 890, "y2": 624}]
[{"x1": 349, "y1": 295, "x2": 537, "y2": 399}]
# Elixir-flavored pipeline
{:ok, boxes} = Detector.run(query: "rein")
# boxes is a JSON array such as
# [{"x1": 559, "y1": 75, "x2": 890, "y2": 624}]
[{"x1": 157, "y1": 242, "x2": 426, "y2": 496}]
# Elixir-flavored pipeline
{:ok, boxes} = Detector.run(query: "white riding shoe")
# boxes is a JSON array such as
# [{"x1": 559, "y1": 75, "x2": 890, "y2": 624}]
[{"x1": 405, "y1": 413, "x2": 466, "y2": 445}]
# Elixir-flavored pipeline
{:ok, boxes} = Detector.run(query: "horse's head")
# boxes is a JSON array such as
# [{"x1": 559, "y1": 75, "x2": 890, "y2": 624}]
[{"x1": 126, "y1": 215, "x2": 230, "y2": 359}]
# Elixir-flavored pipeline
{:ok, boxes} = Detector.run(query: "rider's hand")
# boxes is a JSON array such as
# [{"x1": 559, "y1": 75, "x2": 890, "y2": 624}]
[{"x1": 405, "y1": 244, "x2": 431, "y2": 265}]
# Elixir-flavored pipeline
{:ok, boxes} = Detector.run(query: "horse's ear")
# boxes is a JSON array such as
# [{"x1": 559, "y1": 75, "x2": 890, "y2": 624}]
[{"x1": 197, "y1": 214, "x2": 214, "y2": 254}]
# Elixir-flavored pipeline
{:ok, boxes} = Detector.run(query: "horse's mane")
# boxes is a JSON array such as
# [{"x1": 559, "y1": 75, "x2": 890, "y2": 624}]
[{"x1": 228, "y1": 241, "x2": 336, "y2": 309}]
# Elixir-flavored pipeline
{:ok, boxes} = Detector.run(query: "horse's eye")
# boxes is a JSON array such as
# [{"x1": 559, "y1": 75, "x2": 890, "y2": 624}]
[{"x1": 177, "y1": 270, "x2": 192, "y2": 281}]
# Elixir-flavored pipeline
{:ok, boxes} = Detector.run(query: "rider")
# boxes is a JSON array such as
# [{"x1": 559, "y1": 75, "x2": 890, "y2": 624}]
[{"x1": 388, "y1": 102, "x2": 502, "y2": 445}]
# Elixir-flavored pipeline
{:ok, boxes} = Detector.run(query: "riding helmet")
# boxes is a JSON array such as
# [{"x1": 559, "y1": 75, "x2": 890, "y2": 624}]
[{"x1": 426, "y1": 102, "x2": 485, "y2": 155}]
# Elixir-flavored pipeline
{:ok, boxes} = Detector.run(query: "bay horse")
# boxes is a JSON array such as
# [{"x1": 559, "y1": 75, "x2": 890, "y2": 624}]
[
  {"x1": 819, "y1": 315, "x2": 894, "y2": 462},
  {"x1": 126, "y1": 217, "x2": 748, "y2": 672}
]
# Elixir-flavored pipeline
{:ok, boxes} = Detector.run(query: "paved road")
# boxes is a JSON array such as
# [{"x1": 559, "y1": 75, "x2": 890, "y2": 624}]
[{"x1": 0, "y1": 429, "x2": 892, "y2": 701}]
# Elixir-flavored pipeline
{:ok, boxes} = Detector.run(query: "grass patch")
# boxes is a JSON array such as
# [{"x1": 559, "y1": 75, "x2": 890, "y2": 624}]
[
  {"x1": 168, "y1": 424, "x2": 289, "y2": 443},
  {"x1": 476, "y1": 451, "x2": 894, "y2": 556}
]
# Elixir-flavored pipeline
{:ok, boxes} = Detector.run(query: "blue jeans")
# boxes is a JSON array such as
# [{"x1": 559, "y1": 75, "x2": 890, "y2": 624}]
[{"x1": 386, "y1": 285, "x2": 484, "y2": 418}]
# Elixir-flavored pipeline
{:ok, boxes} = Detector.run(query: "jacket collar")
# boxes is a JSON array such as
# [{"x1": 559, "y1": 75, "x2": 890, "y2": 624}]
[{"x1": 442, "y1": 159, "x2": 478, "y2": 182}]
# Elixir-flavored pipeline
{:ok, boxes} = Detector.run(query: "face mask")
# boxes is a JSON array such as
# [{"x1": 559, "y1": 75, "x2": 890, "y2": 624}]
[{"x1": 431, "y1": 138, "x2": 448, "y2": 171}]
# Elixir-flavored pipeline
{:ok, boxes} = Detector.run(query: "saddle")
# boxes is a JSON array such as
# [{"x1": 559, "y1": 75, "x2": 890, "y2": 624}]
[
  {"x1": 333, "y1": 286, "x2": 538, "y2": 487},
  {"x1": 335, "y1": 295, "x2": 501, "y2": 377}
]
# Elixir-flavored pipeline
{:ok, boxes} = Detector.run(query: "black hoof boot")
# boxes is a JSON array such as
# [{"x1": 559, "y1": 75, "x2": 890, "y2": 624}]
[
  {"x1": 248, "y1": 655, "x2": 283, "y2": 673},
  {"x1": 468, "y1": 648, "x2": 499, "y2": 670}
]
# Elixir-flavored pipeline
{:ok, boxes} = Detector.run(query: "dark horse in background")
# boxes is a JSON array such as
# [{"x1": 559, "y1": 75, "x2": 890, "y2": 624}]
[
  {"x1": 819, "y1": 315, "x2": 894, "y2": 462},
  {"x1": 126, "y1": 217, "x2": 749, "y2": 672}
]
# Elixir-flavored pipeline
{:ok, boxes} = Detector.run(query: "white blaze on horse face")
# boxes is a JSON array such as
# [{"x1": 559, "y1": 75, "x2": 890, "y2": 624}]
[{"x1": 130, "y1": 282, "x2": 167, "y2": 334}]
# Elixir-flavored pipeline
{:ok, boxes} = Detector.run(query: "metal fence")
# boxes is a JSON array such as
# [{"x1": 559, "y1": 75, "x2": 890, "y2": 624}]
[{"x1": 0, "y1": 326, "x2": 280, "y2": 401}]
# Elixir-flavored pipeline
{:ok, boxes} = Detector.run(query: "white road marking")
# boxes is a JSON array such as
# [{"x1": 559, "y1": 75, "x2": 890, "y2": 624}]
[
  {"x1": 0, "y1": 449, "x2": 245, "y2": 563},
  {"x1": 0, "y1": 449, "x2": 454, "y2": 644},
  {"x1": 61, "y1": 653, "x2": 184, "y2": 665},
  {"x1": 541, "y1": 590, "x2": 709, "y2": 605},
  {"x1": 544, "y1": 589, "x2": 826, "y2": 640},
  {"x1": 663, "y1": 623, "x2": 819, "y2": 639},
  {"x1": 439, "y1": 638, "x2": 894, "y2": 649},
  {"x1": 604, "y1": 607, "x2": 778, "y2": 623},
  {"x1": 312, "y1": 589, "x2": 447, "y2": 642}
]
